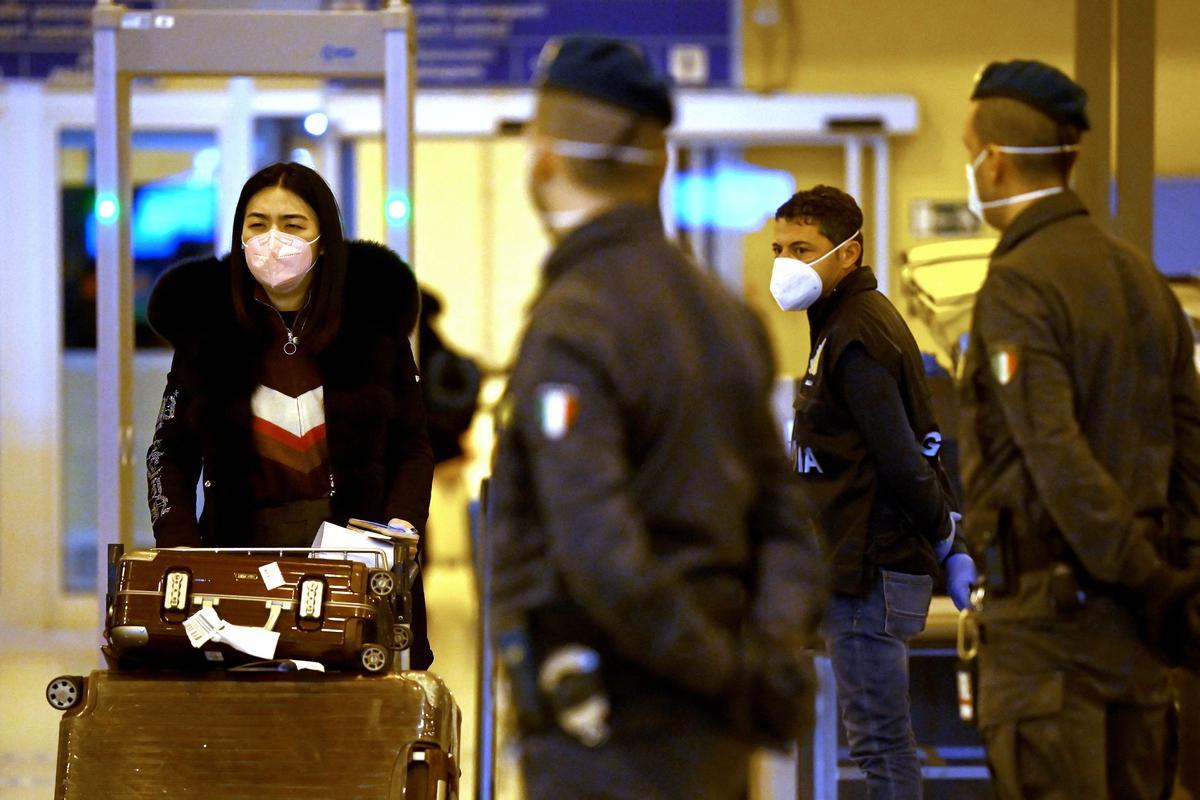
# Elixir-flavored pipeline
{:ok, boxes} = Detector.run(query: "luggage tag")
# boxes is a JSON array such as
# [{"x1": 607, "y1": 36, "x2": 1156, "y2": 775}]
[
  {"x1": 955, "y1": 596, "x2": 982, "y2": 724},
  {"x1": 258, "y1": 561, "x2": 285, "y2": 591},
  {"x1": 214, "y1": 624, "x2": 280, "y2": 661},
  {"x1": 956, "y1": 659, "x2": 977, "y2": 723},
  {"x1": 184, "y1": 606, "x2": 227, "y2": 648},
  {"x1": 184, "y1": 604, "x2": 280, "y2": 660}
]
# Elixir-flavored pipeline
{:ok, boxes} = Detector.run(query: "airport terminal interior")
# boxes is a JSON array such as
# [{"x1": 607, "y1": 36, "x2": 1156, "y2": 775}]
[{"x1": 2, "y1": 1, "x2": 1200, "y2": 798}]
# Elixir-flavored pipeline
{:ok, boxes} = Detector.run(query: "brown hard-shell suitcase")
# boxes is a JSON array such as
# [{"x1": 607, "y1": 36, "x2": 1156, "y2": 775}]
[
  {"x1": 105, "y1": 546, "x2": 408, "y2": 673},
  {"x1": 47, "y1": 669, "x2": 460, "y2": 799}
]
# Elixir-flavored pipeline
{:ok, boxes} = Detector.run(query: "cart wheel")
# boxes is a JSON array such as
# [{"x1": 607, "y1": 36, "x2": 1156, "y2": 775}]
[
  {"x1": 360, "y1": 644, "x2": 390, "y2": 674},
  {"x1": 393, "y1": 625, "x2": 413, "y2": 651},
  {"x1": 368, "y1": 570, "x2": 396, "y2": 597},
  {"x1": 46, "y1": 675, "x2": 84, "y2": 710}
]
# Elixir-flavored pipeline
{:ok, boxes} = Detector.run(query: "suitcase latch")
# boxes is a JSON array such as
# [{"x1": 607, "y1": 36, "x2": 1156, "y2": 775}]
[
  {"x1": 298, "y1": 578, "x2": 325, "y2": 620},
  {"x1": 163, "y1": 570, "x2": 190, "y2": 613}
]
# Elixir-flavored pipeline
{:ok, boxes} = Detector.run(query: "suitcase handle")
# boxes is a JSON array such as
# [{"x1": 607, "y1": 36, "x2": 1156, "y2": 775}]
[
  {"x1": 158, "y1": 546, "x2": 389, "y2": 569},
  {"x1": 263, "y1": 601, "x2": 284, "y2": 631},
  {"x1": 198, "y1": 597, "x2": 289, "y2": 630}
]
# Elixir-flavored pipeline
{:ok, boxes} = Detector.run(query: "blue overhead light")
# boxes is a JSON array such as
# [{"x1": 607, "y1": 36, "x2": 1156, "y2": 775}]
[
  {"x1": 385, "y1": 192, "x2": 411, "y2": 226},
  {"x1": 673, "y1": 164, "x2": 796, "y2": 231},
  {"x1": 95, "y1": 193, "x2": 120, "y2": 224},
  {"x1": 304, "y1": 111, "x2": 329, "y2": 137}
]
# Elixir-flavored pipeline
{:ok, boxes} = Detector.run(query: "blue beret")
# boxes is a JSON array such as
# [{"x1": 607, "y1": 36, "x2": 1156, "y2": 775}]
[
  {"x1": 536, "y1": 35, "x2": 674, "y2": 126},
  {"x1": 971, "y1": 59, "x2": 1090, "y2": 131}
]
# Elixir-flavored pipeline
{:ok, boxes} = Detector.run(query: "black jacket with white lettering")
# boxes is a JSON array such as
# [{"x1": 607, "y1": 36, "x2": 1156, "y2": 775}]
[{"x1": 794, "y1": 266, "x2": 957, "y2": 596}]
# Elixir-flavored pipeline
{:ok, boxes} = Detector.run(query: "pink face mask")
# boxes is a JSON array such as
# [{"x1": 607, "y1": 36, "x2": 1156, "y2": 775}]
[{"x1": 241, "y1": 229, "x2": 321, "y2": 292}]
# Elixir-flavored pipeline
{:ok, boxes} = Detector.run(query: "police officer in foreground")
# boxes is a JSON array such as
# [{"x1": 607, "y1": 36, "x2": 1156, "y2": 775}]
[
  {"x1": 772, "y1": 185, "x2": 976, "y2": 799},
  {"x1": 487, "y1": 36, "x2": 827, "y2": 799},
  {"x1": 958, "y1": 59, "x2": 1200, "y2": 799}
]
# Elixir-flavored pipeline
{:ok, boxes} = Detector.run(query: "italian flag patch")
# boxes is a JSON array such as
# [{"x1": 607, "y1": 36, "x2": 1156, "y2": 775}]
[
  {"x1": 537, "y1": 383, "x2": 580, "y2": 440},
  {"x1": 990, "y1": 346, "x2": 1019, "y2": 386}
]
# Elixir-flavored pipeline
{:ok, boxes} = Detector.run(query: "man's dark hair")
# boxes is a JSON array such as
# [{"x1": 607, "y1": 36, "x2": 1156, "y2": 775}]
[
  {"x1": 971, "y1": 97, "x2": 1083, "y2": 181},
  {"x1": 775, "y1": 185, "x2": 865, "y2": 266},
  {"x1": 228, "y1": 161, "x2": 346, "y2": 352}
]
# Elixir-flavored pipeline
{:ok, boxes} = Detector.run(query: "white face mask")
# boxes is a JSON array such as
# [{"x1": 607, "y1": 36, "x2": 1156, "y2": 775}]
[
  {"x1": 769, "y1": 230, "x2": 860, "y2": 311},
  {"x1": 527, "y1": 137, "x2": 661, "y2": 235},
  {"x1": 965, "y1": 144, "x2": 1080, "y2": 220},
  {"x1": 242, "y1": 229, "x2": 321, "y2": 293}
]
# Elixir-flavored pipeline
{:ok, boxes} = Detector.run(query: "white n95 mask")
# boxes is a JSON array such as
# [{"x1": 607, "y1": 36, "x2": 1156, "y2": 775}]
[
  {"x1": 966, "y1": 144, "x2": 1080, "y2": 220},
  {"x1": 769, "y1": 230, "x2": 860, "y2": 311}
]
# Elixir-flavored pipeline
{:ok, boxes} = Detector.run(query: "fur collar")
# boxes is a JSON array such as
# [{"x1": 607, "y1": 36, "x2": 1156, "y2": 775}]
[{"x1": 148, "y1": 239, "x2": 420, "y2": 347}]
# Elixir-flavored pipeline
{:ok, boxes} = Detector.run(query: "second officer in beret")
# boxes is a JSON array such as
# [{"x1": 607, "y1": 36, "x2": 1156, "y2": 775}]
[{"x1": 959, "y1": 59, "x2": 1200, "y2": 799}]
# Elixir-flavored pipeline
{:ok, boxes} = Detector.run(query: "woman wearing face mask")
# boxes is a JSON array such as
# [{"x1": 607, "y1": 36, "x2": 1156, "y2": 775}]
[{"x1": 145, "y1": 161, "x2": 435, "y2": 669}]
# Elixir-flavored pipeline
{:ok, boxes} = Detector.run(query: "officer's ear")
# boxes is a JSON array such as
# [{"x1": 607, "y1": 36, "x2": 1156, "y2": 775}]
[
  {"x1": 527, "y1": 134, "x2": 557, "y2": 183},
  {"x1": 844, "y1": 238, "x2": 863, "y2": 269}
]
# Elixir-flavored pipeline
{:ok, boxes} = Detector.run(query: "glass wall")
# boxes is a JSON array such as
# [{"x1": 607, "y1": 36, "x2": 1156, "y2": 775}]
[{"x1": 60, "y1": 130, "x2": 218, "y2": 592}]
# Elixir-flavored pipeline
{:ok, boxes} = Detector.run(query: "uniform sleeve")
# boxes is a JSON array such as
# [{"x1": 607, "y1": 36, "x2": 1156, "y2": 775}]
[
  {"x1": 384, "y1": 339, "x2": 435, "y2": 533},
  {"x1": 973, "y1": 268, "x2": 1160, "y2": 586},
  {"x1": 1167, "y1": 302, "x2": 1200, "y2": 567},
  {"x1": 832, "y1": 343, "x2": 955, "y2": 543},
  {"x1": 511, "y1": 330, "x2": 738, "y2": 700},
  {"x1": 146, "y1": 361, "x2": 203, "y2": 547},
  {"x1": 745, "y1": 388, "x2": 828, "y2": 645}
]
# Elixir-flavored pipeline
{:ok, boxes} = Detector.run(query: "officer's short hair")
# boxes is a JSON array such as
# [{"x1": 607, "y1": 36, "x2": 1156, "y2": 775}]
[
  {"x1": 775, "y1": 185, "x2": 865, "y2": 266},
  {"x1": 971, "y1": 97, "x2": 1083, "y2": 181},
  {"x1": 534, "y1": 88, "x2": 666, "y2": 196}
]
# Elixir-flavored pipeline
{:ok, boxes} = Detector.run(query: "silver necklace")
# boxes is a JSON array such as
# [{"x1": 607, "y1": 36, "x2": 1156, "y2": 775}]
[{"x1": 264, "y1": 298, "x2": 310, "y2": 356}]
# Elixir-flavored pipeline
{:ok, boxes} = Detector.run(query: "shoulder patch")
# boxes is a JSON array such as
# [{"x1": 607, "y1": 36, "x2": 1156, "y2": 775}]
[
  {"x1": 537, "y1": 383, "x2": 580, "y2": 440},
  {"x1": 990, "y1": 343, "x2": 1020, "y2": 386}
]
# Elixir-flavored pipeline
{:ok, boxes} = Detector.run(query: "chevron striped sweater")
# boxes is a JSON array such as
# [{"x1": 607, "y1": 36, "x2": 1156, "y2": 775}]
[{"x1": 249, "y1": 312, "x2": 331, "y2": 504}]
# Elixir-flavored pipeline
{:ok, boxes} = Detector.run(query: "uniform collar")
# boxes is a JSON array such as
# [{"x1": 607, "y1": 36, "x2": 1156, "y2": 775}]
[
  {"x1": 992, "y1": 189, "x2": 1089, "y2": 259},
  {"x1": 541, "y1": 203, "x2": 664, "y2": 285},
  {"x1": 806, "y1": 266, "x2": 878, "y2": 341}
]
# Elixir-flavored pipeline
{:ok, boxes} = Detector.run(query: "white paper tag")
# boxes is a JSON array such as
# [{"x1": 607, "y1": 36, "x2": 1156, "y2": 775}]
[
  {"x1": 184, "y1": 606, "x2": 227, "y2": 648},
  {"x1": 288, "y1": 660, "x2": 326, "y2": 672},
  {"x1": 258, "y1": 562, "x2": 285, "y2": 591},
  {"x1": 203, "y1": 650, "x2": 224, "y2": 662},
  {"x1": 214, "y1": 623, "x2": 280, "y2": 661}
]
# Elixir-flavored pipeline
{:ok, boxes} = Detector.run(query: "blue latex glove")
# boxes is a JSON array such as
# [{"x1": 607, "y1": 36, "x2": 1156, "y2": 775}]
[
  {"x1": 934, "y1": 511, "x2": 961, "y2": 563},
  {"x1": 945, "y1": 552, "x2": 978, "y2": 611}
]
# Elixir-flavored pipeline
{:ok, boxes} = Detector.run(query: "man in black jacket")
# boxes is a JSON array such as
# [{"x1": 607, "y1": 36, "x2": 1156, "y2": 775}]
[
  {"x1": 488, "y1": 36, "x2": 827, "y2": 799},
  {"x1": 958, "y1": 59, "x2": 1200, "y2": 799},
  {"x1": 772, "y1": 185, "x2": 976, "y2": 799}
]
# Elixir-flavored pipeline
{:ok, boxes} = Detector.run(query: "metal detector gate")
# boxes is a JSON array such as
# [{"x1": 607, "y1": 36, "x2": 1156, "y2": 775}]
[{"x1": 91, "y1": 0, "x2": 415, "y2": 609}]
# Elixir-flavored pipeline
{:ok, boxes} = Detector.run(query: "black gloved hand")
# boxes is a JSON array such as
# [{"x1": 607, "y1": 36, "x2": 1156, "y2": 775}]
[
  {"x1": 726, "y1": 629, "x2": 816, "y2": 746},
  {"x1": 1137, "y1": 566, "x2": 1200, "y2": 662}
]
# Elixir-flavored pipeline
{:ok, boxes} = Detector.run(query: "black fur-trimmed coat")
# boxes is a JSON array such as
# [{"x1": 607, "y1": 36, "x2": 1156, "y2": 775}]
[{"x1": 145, "y1": 240, "x2": 433, "y2": 549}]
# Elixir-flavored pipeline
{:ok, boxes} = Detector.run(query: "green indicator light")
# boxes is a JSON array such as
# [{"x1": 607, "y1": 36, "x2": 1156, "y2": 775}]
[
  {"x1": 95, "y1": 193, "x2": 120, "y2": 224},
  {"x1": 385, "y1": 193, "x2": 410, "y2": 226}
]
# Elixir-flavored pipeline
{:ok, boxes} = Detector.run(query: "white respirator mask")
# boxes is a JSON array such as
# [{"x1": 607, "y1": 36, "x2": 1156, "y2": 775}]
[
  {"x1": 965, "y1": 144, "x2": 1080, "y2": 220},
  {"x1": 769, "y1": 230, "x2": 860, "y2": 311}
]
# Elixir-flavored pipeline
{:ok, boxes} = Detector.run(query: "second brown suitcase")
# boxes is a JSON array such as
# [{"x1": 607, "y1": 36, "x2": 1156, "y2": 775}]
[{"x1": 48, "y1": 669, "x2": 460, "y2": 799}]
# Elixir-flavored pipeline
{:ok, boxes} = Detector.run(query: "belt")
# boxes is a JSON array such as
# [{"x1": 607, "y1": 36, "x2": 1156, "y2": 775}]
[
  {"x1": 1012, "y1": 512, "x2": 1164, "y2": 575},
  {"x1": 1013, "y1": 531, "x2": 1060, "y2": 573}
]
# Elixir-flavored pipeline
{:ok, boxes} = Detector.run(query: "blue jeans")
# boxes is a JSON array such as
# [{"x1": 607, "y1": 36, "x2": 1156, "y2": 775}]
[{"x1": 822, "y1": 569, "x2": 933, "y2": 800}]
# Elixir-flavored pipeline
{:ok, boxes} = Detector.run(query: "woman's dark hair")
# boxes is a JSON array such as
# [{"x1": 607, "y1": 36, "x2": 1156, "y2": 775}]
[
  {"x1": 775, "y1": 185, "x2": 865, "y2": 266},
  {"x1": 229, "y1": 162, "x2": 346, "y2": 352}
]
